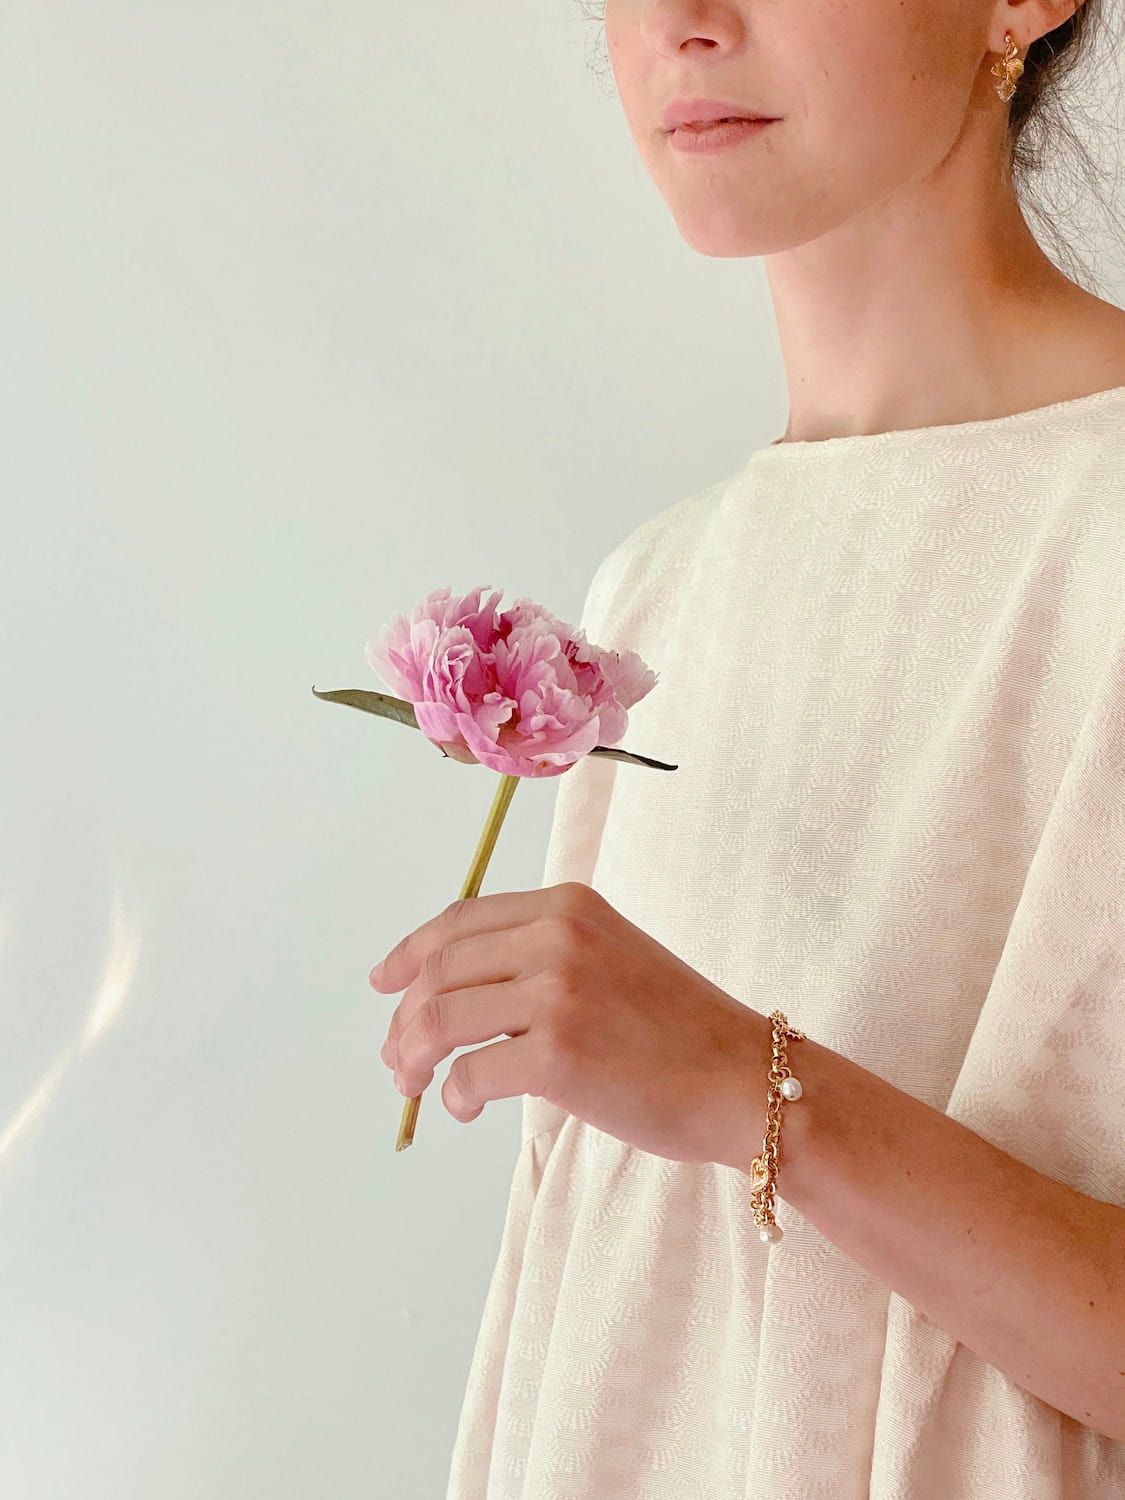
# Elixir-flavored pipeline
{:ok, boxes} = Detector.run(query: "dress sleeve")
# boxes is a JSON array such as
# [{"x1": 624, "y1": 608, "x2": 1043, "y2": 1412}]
[
  {"x1": 946, "y1": 630, "x2": 1125, "y2": 1207},
  {"x1": 870, "y1": 631, "x2": 1125, "y2": 1488}
]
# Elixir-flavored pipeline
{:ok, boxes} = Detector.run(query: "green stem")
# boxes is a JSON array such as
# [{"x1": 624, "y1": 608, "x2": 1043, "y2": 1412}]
[{"x1": 395, "y1": 772, "x2": 522, "y2": 1151}]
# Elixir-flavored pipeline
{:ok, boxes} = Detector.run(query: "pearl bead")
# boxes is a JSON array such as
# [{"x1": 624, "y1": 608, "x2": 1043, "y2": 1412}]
[
  {"x1": 759, "y1": 1222, "x2": 783, "y2": 1244},
  {"x1": 780, "y1": 1076, "x2": 803, "y2": 1101}
]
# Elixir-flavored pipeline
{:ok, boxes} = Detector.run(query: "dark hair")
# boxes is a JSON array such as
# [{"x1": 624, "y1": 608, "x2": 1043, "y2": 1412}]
[
  {"x1": 1007, "y1": 0, "x2": 1123, "y2": 295},
  {"x1": 1008, "y1": 4, "x2": 1095, "y2": 154},
  {"x1": 575, "y1": 1, "x2": 1125, "y2": 297}
]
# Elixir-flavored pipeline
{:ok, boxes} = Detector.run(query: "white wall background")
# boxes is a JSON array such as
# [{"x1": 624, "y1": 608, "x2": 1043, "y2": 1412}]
[{"x1": 2, "y1": 4, "x2": 1121, "y2": 1497}]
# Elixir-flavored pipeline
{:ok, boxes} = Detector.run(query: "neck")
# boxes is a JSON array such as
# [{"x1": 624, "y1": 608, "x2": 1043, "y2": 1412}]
[{"x1": 761, "y1": 149, "x2": 1125, "y2": 444}]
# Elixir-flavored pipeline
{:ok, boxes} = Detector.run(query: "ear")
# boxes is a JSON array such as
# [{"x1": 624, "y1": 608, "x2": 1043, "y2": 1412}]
[{"x1": 994, "y1": 0, "x2": 1083, "y2": 56}]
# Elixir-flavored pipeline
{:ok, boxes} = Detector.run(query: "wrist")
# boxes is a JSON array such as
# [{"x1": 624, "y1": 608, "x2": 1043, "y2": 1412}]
[
  {"x1": 727, "y1": 1009, "x2": 813, "y2": 1197},
  {"x1": 716, "y1": 1007, "x2": 780, "y2": 1177}
]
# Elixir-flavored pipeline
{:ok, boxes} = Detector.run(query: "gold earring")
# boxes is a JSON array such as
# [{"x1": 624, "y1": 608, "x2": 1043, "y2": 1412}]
[{"x1": 991, "y1": 31, "x2": 1024, "y2": 102}]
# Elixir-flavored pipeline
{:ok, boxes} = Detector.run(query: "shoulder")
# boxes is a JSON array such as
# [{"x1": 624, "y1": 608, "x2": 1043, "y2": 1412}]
[{"x1": 579, "y1": 475, "x2": 731, "y2": 643}]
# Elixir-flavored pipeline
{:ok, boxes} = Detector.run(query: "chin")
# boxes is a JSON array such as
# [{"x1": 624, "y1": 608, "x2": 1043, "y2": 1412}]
[
  {"x1": 665, "y1": 186, "x2": 860, "y2": 258},
  {"x1": 670, "y1": 210, "x2": 805, "y2": 259}
]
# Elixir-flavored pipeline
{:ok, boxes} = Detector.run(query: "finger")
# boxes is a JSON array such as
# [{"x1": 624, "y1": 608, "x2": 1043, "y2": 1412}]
[
  {"x1": 369, "y1": 892, "x2": 530, "y2": 995},
  {"x1": 442, "y1": 1032, "x2": 548, "y2": 1124},
  {"x1": 369, "y1": 882, "x2": 584, "y2": 994},
  {"x1": 382, "y1": 921, "x2": 537, "y2": 1063},
  {"x1": 390, "y1": 977, "x2": 537, "y2": 1098}
]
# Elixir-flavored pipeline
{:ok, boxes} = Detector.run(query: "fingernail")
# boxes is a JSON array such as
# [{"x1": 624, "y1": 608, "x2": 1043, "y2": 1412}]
[{"x1": 370, "y1": 960, "x2": 385, "y2": 985}]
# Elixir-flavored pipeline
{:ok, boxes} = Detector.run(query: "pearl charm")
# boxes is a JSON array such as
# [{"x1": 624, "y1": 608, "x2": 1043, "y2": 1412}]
[
  {"x1": 779, "y1": 1075, "x2": 802, "y2": 1101},
  {"x1": 759, "y1": 1222, "x2": 784, "y2": 1244}
]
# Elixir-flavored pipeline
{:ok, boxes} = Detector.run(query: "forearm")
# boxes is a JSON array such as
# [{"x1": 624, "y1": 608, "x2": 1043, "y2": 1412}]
[{"x1": 734, "y1": 1018, "x2": 1125, "y2": 1440}]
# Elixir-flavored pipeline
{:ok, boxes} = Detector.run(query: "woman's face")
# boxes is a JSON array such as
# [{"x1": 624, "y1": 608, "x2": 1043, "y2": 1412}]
[{"x1": 603, "y1": 0, "x2": 1006, "y2": 258}]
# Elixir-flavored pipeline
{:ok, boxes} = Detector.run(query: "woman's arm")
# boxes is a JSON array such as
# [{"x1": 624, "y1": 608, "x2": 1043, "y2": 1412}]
[{"x1": 732, "y1": 1018, "x2": 1125, "y2": 1441}]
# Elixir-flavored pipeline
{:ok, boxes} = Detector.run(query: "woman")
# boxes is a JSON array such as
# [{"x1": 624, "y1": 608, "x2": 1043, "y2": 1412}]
[{"x1": 376, "y1": 2, "x2": 1125, "y2": 1494}]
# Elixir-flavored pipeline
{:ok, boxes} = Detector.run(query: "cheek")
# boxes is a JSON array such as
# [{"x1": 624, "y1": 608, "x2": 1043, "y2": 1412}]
[
  {"x1": 802, "y1": 0, "x2": 975, "y2": 137},
  {"x1": 604, "y1": 26, "x2": 653, "y2": 133},
  {"x1": 797, "y1": 36, "x2": 973, "y2": 201}
]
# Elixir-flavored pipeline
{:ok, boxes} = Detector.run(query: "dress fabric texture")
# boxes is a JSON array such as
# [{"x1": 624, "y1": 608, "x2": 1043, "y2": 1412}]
[{"x1": 444, "y1": 384, "x2": 1125, "y2": 1500}]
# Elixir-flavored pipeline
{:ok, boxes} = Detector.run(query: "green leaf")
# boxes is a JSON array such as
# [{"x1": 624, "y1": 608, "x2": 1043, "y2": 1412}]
[
  {"x1": 311, "y1": 686, "x2": 419, "y2": 729},
  {"x1": 586, "y1": 745, "x2": 678, "y2": 771},
  {"x1": 311, "y1": 686, "x2": 678, "y2": 770}
]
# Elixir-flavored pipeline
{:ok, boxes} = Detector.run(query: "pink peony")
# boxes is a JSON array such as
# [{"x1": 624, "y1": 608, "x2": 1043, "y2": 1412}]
[{"x1": 365, "y1": 585, "x2": 658, "y2": 778}]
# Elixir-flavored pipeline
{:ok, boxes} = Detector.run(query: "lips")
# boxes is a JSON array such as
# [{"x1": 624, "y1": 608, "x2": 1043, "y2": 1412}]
[
  {"x1": 677, "y1": 118, "x2": 754, "y2": 132},
  {"x1": 662, "y1": 98, "x2": 774, "y2": 132},
  {"x1": 667, "y1": 117, "x2": 774, "y2": 153}
]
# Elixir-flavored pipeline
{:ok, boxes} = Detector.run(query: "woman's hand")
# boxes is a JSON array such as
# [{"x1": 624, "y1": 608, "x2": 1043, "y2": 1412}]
[{"x1": 371, "y1": 880, "x2": 767, "y2": 1171}]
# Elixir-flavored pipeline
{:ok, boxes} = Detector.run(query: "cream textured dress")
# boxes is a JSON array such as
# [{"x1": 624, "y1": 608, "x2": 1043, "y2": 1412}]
[{"x1": 444, "y1": 385, "x2": 1125, "y2": 1500}]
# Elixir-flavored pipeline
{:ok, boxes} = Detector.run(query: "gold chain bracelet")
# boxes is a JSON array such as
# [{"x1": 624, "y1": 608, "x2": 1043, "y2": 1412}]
[{"x1": 748, "y1": 1009, "x2": 807, "y2": 1245}]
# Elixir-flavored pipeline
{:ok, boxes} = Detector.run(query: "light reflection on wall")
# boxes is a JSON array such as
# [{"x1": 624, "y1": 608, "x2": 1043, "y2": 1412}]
[{"x1": 0, "y1": 885, "x2": 141, "y2": 1164}]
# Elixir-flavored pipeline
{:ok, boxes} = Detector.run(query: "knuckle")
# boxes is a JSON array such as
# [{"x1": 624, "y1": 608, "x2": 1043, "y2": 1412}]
[
  {"x1": 544, "y1": 909, "x2": 588, "y2": 951},
  {"x1": 444, "y1": 1055, "x2": 472, "y2": 1118},
  {"x1": 555, "y1": 880, "x2": 591, "y2": 911},
  {"x1": 539, "y1": 962, "x2": 579, "y2": 1007},
  {"x1": 394, "y1": 1019, "x2": 417, "y2": 1070},
  {"x1": 417, "y1": 992, "x2": 448, "y2": 1045},
  {"x1": 539, "y1": 983, "x2": 579, "y2": 1047},
  {"x1": 572, "y1": 879, "x2": 605, "y2": 911},
  {"x1": 420, "y1": 944, "x2": 447, "y2": 984},
  {"x1": 384, "y1": 1010, "x2": 403, "y2": 1052}
]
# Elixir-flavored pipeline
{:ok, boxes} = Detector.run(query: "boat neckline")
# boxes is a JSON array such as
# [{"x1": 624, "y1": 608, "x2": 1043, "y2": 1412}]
[{"x1": 744, "y1": 381, "x2": 1125, "y2": 461}]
